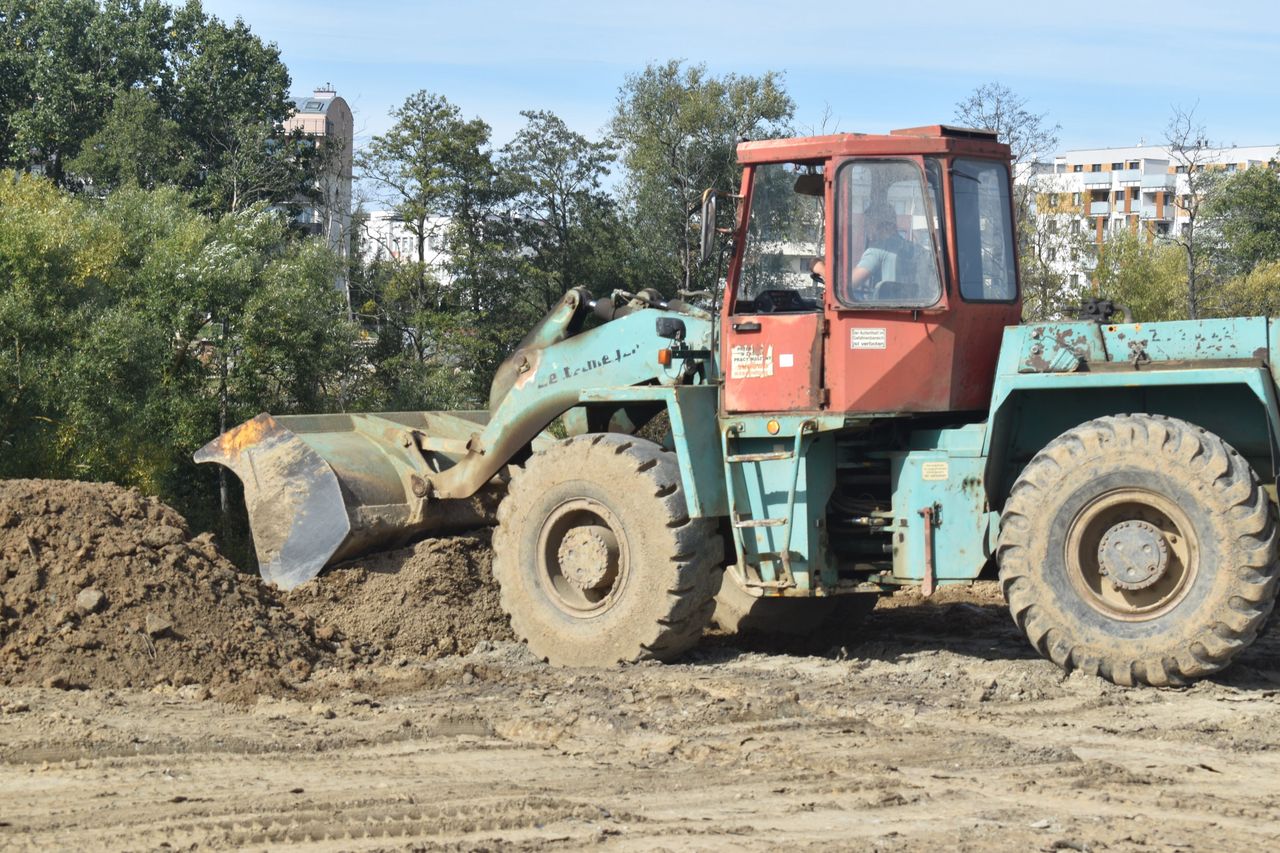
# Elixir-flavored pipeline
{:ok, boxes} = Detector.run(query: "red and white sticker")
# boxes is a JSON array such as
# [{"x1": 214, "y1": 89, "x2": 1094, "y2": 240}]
[{"x1": 730, "y1": 344, "x2": 773, "y2": 378}]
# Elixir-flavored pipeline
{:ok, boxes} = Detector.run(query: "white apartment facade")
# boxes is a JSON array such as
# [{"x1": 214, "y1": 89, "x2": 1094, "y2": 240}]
[
  {"x1": 1023, "y1": 143, "x2": 1279, "y2": 285},
  {"x1": 360, "y1": 210, "x2": 454, "y2": 281}
]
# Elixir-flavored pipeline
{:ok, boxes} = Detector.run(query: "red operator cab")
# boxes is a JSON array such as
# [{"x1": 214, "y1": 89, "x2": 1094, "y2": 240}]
[{"x1": 718, "y1": 126, "x2": 1022, "y2": 416}]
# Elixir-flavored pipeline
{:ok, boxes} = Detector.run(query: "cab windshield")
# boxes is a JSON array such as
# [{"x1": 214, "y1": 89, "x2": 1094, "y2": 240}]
[
  {"x1": 735, "y1": 162, "x2": 825, "y2": 313},
  {"x1": 835, "y1": 159, "x2": 943, "y2": 308}
]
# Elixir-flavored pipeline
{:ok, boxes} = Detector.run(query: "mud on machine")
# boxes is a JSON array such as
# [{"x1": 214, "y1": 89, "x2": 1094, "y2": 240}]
[{"x1": 199, "y1": 125, "x2": 1280, "y2": 686}]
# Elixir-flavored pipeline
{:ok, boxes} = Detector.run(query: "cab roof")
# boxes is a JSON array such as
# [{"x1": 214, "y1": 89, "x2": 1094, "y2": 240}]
[{"x1": 736, "y1": 125, "x2": 1009, "y2": 164}]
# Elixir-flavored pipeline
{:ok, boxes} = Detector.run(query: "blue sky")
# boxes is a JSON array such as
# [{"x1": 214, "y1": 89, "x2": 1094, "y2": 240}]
[{"x1": 202, "y1": 0, "x2": 1279, "y2": 162}]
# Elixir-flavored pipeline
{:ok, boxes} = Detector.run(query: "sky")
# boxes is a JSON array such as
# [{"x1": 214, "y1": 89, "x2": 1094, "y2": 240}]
[{"x1": 201, "y1": 0, "x2": 1280, "y2": 166}]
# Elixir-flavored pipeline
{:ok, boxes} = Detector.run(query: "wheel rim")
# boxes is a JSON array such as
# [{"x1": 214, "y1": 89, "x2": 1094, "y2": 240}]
[
  {"x1": 1064, "y1": 488, "x2": 1199, "y2": 621},
  {"x1": 535, "y1": 498, "x2": 630, "y2": 617}
]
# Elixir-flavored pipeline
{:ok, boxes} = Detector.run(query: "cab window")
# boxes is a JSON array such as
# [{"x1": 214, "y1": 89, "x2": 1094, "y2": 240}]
[
  {"x1": 736, "y1": 162, "x2": 825, "y2": 314},
  {"x1": 835, "y1": 160, "x2": 942, "y2": 308},
  {"x1": 953, "y1": 158, "x2": 1017, "y2": 301}
]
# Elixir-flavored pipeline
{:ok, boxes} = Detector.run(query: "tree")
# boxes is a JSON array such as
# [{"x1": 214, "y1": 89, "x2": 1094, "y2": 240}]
[
  {"x1": 1204, "y1": 162, "x2": 1280, "y2": 280},
  {"x1": 954, "y1": 83, "x2": 1061, "y2": 174},
  {"x1": 502, "y1": 110, "x2": 621, "y2": 312},
  {"x1": 66, "y1": 88, "x2": 189, "y2": 191},
  {"x1": 1021, "y1": 175, "x2": 1093, "y2": 320},
  {"x1": 1094, "y1": 228, "x2": 1186, "y2": 322},
  {"x1": 955, "y1": 83, "x2": 1062, "y2": 316},
  {"x1": 0, "y1": 171, "x2": 361, "y2": 550},
  {"x1": 356, "y1": 91, "x2": 522, "y2": 409},
  {"x1": 1212, "y1": 260, "x2": 1280, "y2": 318},
  {"x1": 359, "y1": 91, "x2": 483, "y2": 269},
  {"x1": 611, "y1": 60, "x2": 793, "y2": 294},
  {"x1": 1162, "y1": 104, "x2": 1221, "y2": 319},
  {"x1": 0, "y1": 0, "x2": 304, "y2": 213}
]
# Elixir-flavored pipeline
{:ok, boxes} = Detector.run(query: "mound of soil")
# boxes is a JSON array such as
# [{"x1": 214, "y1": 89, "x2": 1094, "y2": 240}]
[
  {"x1": 0, "y1": 480, "x2": 325, "y2": 694},
  {"x1": 287, "y1": 533, "x2": 514, "y2": 659}
]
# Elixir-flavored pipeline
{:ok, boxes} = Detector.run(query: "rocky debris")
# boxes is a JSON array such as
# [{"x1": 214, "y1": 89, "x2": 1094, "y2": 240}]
[
  {"x1": 286, "y1": 533, "x2": 514, "y2": 662},
  {"x1": 0, "y1": 479, "x2": 326, "y2": 697},
  {"x1": 74, "y1": 588, "x2": 105, "y2": 614}
]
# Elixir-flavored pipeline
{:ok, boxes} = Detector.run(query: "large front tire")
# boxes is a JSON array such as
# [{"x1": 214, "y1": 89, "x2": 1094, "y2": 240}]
[
  {"x1": 492, "y1": 434, "x2": 722, "y2": 666},
  {"x1": 997, "y1": 414, "x2": 1279, "y2": 686}
]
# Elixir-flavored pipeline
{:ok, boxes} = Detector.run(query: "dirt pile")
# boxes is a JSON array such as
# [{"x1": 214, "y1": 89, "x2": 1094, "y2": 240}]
[
  {"x1": 0, "y1": 479, "x2": 324, "y2": 694},
  {"x1": 287, "y1": 533, "x2": 514, "y2": 660}
]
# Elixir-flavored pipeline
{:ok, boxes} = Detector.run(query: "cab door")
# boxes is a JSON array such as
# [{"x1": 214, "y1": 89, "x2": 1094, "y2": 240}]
[{"x1": 721, "y1": 161, "x2": 827, "y2": 414}]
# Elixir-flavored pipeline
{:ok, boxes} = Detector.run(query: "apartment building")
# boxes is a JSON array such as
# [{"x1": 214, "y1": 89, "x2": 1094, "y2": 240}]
[
  {"x1": 1023, "y1": 143, "x2": 1278, "y2": 285},
  {"x1": 284, "y1": 86, "x2": 354, "y2": 295},
  {"x1": 360, "y1": 210, "x2": 454, "y2": 279}
]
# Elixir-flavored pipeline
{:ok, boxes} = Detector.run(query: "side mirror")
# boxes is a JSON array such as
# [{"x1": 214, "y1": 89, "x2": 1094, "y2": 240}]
[{"x1": 699, "y1": 189, "x2": 718, "y2": 264}]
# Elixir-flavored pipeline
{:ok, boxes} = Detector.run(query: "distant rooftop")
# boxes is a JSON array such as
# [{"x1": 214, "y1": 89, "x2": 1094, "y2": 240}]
[{"x1": 291, "y1": 85, "x2": 340, "y2": 115}]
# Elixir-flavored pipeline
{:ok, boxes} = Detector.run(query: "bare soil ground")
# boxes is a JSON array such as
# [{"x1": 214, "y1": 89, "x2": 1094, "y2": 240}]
[{"x1": 4, "y1": 481, "x2": 1280, "y2": 851}]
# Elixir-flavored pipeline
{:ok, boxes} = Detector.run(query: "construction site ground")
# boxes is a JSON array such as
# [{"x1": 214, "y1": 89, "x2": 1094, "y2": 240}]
[{"x1": 4, "y1": 480, "x2": 1280, "y2": 851}]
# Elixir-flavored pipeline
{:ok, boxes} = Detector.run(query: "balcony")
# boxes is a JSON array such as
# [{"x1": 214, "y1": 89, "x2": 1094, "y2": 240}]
[
  {"x1": 1082, "y1": 172, "x2": 1113, "y2": 187},
  {"x1": 1113, "y1": 169, "x2": 1140, "y2": 185},
  {"x1": 1089, "y1": 201, "x2": 1111, "y2": 215},
  {"x1": 1141, "y1": 173, "x2": 1176, "y2": 190},
  {"x1": 1139, "y1": 205, "x2": 1170, "y2": 221}
]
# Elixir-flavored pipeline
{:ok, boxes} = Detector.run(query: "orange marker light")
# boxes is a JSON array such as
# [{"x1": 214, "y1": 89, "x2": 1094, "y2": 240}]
[
  {"x1": 766, "y1": 419, "x2": 781, "y2": 435},
  {"x1": 657, "y1": 348, "x2": 672, "y2": 366}
]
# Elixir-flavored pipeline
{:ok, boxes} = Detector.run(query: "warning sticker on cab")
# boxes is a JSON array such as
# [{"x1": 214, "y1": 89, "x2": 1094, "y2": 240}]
[
  {"x1": 730, "y1": 344, "x2": 774, "y2": 379},
  {"x1": 851, "y1": 327, "x2": 888, "y2": 350}
]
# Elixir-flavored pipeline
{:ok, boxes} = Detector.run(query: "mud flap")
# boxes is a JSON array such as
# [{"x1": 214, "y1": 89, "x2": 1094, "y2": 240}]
[{"x1": 194, "y1": 414, "x2": 351, "y2": 589}]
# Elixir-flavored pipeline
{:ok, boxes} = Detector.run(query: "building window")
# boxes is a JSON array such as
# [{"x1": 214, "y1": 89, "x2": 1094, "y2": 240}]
[
  {"x1": 1070, "y1": 274, "x2": 1080, "y2": 287},
  {"x1": 1047, "y1": 247, "x2": 1057, "y2": 261},
  {"x1": 1070, "y1": 218, "x2": 1080, "y2": 234},
  {"x1": 1048, "y1": 219, "x2": 1058, "y2": 234},
  {"x1": 1226, "y1": 163, "x2": 1237, "y2": 172},
  {"x1": 1048, "y1": 193, "x2": 1059, "y2": 206},
  {"x1": 1111, "y1": 162, "x2": 1123, "y2": 170},
  {"x1": 1073, "y1": 165, "x2": 1083, "y2": 173},
  {"x1": 1127, "y1": 161, "x2": 1139, "y2": 169},
  {"x1": 1090, "y1": 164, "x2": 1101, "y2": 172},
  {"x1": 1114, "y1": 190, "x2": 1123, "y2": 202},
  {"x1": 1071, "y1": 192, "x2": 1081, "y2": 205}
]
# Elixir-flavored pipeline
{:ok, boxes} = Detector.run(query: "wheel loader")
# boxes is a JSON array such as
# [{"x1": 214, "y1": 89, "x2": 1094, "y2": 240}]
[{"x1": 197, "y1": 124, "x2": 1280, "y2": 686}]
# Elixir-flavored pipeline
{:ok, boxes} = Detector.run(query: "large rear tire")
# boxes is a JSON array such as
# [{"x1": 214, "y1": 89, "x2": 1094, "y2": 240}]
[
  {"x1": 997, "y1": 414, "x2": 1279, "y2": 686},
  {"x1": 492, "y1": 434, "x2": 722, "y2": 666}
]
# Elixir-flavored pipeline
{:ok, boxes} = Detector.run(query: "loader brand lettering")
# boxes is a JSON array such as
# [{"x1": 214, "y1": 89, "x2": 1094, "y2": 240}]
[
  {"x1": 730, "y1": 344, "x2": 773, "y2": 379},
  {"x1": 535, "y1": 344, "x2": 643, "y2": 389}
]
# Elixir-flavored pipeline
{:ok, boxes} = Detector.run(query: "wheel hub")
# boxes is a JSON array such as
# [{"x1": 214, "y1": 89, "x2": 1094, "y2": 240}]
[
  {"x1": 556, "y1": 525, "x2": 619, "y2": 592},
  {"x1": 1097, "y1": 519, "x2": 1169, "y2": 591}
]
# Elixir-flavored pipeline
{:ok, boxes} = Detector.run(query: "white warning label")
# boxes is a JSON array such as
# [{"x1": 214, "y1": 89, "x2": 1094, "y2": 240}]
[
  {"x1": 851, "y1": 327, "x2": 888, "y2": 350},
  {"x1": 730, "y1": 344, "x2": 774, "y2": 379},
  {"x1": 921, "y1": 461, "x2": 949, "y2": 481}
]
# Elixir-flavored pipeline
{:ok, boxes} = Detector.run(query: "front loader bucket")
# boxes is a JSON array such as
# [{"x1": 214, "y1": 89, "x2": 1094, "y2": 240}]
[{"x1": 194, "y1": 411, "x2": 499, "y2": 589}]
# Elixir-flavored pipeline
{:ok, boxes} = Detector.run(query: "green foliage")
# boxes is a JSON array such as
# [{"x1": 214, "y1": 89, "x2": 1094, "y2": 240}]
[
  {"x1": 0, "y1": 0, "x2": 303, "y2": 213},
  {"x1": 1205, "y1": 166, "x2": 1280, "y2": 279},
  {"x1": 502, "y1": 110, "x2": 622, "y2": 312},
  {"x1": 611, "y1": 60, "x2": 793, "y2": 294},
  {"x1": 355, "y1": 91, "x2": 534, "y2": 410},
  {"x1": 0, "y1": 172, "x2": 359, "y2": 543},
  {"x1": 1211, "y1": 260, "x2": 1280, "y2": 318},
  {"x1": 1095, "y1": 229, "x2": 1187, "y2": 321},
  {"x1": 66, "y1": 88, "x2": 189, "y2": 190}
]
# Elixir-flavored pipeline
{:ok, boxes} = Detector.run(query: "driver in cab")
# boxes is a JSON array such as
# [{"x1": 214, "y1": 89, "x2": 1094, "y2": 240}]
[{"x1": 841, "y1": 202, "x2": 917, "y2": 303}]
